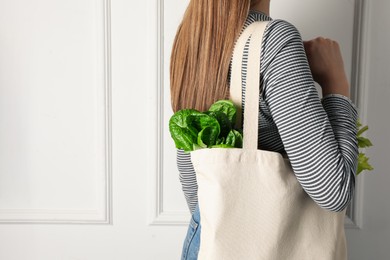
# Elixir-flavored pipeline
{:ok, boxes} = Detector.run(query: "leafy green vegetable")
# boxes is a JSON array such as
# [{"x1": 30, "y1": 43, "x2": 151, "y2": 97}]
[
  {"x1": 169, "y1": 108, "x2": 222, "y2": 152},
  {"x1": 169, "y1": 109, "x2": 202, "y2": 152},
  {"x1": 169, "y1": 101, "x2": 375, "y2": 176},
  {"x1": 208, "y1": 100, "x2": 237, "y2": 126},
  {"x1": 356, "y1": 119, "x2": 374, "y2": 175},
  {"x1": 197, "y1": 126, "x2": 220, "y2": 148},
  {"x1": 216, "y1": 137, "x2": 225, "y2": 145},
  {"x1": 225, "y1": 129, "x2": 243, "y2": 148},
  {"x1": 169, "y1": 100, "x2": 241, "y2": 152},
  {"x1": 205, "y1": 111, "x2": 231, "y2": 138},
  {"x1": 190, "y1": 113, "x2": 220, "y2": 148}
]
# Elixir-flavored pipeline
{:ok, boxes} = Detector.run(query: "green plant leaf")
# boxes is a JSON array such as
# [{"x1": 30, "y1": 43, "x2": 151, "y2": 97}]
[
  {"x1": 192, "y1": 143, "x2": 203, "y2": 151},
  {"x1": 216, "y1": 137, "x2": 225, "y2": 145},
  {"x1": 205, "y1": 111, "x2": 231, "y2": 138},
  {"x1": 232, "y1": 130, "x2": 243, "y2": 148},
  {"x1": 208, "y1": 100, "x2": 237, "y2": 126},
  {"x1": 197, "y1": 126, "x2": 220, "y2": 148},
  {"x1": 211, "y1": 144, "x2": 235, "y2": 148},
  {"x1": 225, "y1": 130, "x2": 236, "y2": 147},
  {"x1": 356, "y1": 119, "x2": 374, "y2": 175},
  {"x1": 188, "y1": 113, "x2": 220, "y2": 148},
  {"x1": 357, "y1": 119, "x2": 362, "y2": 129},
  {"x1": 357, "y1": 125, "x2": 369, "y2": 136},
  {"x1": 357, "y1": 152, "x2": 374, "y2": 175},
  {"x1": 225, "y1": 129, "x2": 243, "y2": 148},
  {"x1": 358, "y1": 136, "x2": 373, "y2": 148},
  {"x1": 169, "y1": 109, "x2": 202, "y2": 152}
]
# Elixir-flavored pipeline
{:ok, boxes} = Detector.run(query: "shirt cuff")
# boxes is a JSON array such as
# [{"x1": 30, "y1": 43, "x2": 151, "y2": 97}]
[{"x1": 321, "y1": 93, "x2": 358, "y2": 112}]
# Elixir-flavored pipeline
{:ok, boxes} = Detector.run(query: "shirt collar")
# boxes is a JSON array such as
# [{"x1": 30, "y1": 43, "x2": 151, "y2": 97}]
[{"x1": 248, "y1": 9, "x2": 273, "y2": 21}]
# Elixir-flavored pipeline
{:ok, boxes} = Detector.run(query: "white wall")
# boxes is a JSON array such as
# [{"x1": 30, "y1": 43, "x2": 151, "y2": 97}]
[{"x1": 345, "y1": 1, "x2": 390, "y2": 259}]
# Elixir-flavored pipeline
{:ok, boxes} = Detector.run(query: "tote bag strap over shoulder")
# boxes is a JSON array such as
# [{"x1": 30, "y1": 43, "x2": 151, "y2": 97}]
[{"x1": 229, "y1": 21, "x2": 269, "y2": 150}]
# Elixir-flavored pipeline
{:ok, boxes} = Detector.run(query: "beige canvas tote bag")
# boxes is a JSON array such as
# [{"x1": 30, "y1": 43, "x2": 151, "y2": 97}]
[{"x1": 190, "y1": 21, "x2": 348, "y2": 260}]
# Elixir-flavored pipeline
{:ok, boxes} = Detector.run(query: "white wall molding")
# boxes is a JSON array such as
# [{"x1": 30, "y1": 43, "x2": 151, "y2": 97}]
[
  {"x1": 345, "y1": 0, "x2": 369, "y2": 230},
  {"x1": 148, "y1": 0, "x2": 169, "y2": 226},
  {"x1": 147, "y1": 0, "x2": 192, "y2": 226},
  {"x1": 0, "y1": 209, "x2": 106, "y2": 224},
  {"x1": 0, "y1": 0, "x2": 112, "y2": 225},
  {"x1": 101, "y1": 0, "x2": 113, "y2": 226}
]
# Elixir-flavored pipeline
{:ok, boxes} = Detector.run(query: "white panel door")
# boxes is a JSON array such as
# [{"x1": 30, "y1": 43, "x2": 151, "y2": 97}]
[{"x1": 0, "y1": 0, "x2": 386, "y2": 259}]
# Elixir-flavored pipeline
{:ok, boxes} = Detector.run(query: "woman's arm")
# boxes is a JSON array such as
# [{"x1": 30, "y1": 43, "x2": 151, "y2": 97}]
[
  {"x1": 263, "y1": 20, "x2": 358, "y2": 212},
  {"x1": 177, "y1": 149, "x2": 198, "y2": 215}
]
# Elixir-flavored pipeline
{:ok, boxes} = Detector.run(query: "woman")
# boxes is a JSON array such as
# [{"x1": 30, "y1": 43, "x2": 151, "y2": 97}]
[{"x1": 170, "y1": 0, "x2": 358, "y2": 259}]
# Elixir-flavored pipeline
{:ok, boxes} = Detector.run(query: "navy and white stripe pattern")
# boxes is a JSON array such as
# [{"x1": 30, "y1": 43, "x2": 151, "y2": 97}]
[{"x1": 177, "y1": 10, "x2": 358, "y2": 215}]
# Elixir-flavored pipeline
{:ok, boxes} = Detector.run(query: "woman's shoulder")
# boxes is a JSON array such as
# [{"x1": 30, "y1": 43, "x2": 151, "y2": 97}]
[
  {"x1": 246, "y1": 10, "x2": 302, "y2": 42},
  {"x1": 258, "y1": 19, "x2": 305, "y2": 70},
  {"x1": 264, "y1": 19, "x2": 303, "y2": 44}
]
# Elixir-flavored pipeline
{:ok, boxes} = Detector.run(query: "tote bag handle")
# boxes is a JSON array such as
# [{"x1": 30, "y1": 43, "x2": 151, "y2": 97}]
[{"x1": 229, "y1": 21, "x2": 269, "y2": 150}]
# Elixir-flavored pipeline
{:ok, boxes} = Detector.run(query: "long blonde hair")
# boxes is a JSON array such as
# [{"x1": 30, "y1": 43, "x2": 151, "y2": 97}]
[{"x1": 170, "y1": 0, "x2": 252, "y2": 112}]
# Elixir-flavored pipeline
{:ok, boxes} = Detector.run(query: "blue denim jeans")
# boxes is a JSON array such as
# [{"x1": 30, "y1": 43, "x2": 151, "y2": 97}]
[{"x1": 181, "y1": 203, "x2": 201, "y2": 260}]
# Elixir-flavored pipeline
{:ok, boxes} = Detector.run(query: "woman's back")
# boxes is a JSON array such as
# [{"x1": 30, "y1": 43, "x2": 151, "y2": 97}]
[{"x1": 177, "y1": 10, "x2": 358, "y2": 215}]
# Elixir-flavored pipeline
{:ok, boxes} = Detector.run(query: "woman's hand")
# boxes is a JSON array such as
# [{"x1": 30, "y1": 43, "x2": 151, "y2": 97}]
[{"x1": 303, "y1": 37, "x2": 350, "y2": 98}]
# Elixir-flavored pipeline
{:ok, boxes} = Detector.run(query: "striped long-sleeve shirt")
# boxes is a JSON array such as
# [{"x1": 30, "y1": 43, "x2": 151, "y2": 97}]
[{"x1": 177, "y1": 10, "x2": 358, "y2": 215}]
